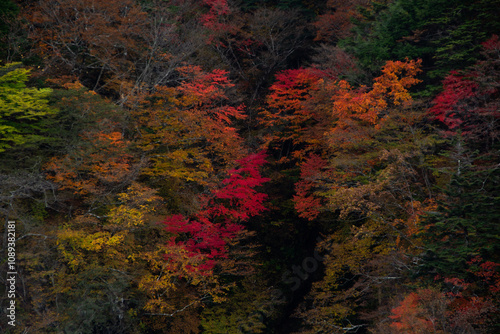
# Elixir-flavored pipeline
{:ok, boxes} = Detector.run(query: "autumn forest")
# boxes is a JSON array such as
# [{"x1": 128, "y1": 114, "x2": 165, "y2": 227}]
[{"x1": 0, "y1": 0, "x2": 499, "y2": 333}]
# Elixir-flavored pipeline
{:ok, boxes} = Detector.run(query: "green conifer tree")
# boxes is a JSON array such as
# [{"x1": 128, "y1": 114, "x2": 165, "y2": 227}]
[{"x1": 419, "y1": 165, "x2": 500, "y2": 278}]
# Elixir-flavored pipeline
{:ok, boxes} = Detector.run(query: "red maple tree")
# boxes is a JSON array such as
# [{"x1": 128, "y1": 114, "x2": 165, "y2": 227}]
[
  {"x1": 429, "y1": 35, "x2": 500, "y2": 145},
  {"x1": 163, "y1": 151, "x2": 269, "y2": 274}
]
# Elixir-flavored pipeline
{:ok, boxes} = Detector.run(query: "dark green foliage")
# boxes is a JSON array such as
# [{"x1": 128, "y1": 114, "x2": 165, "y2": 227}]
[
  {"x1": 341, "y1": 0, "x2": 500, "y2": 92},
  {"x1": 342, "y1": 0, "x2": 442, "y2": 68},
  {"x1": 419, "y1": 164, "x2": 500, "y2": 278},
  {"x1": 0, "y1": 0, "x2": 17, "y2": 37},
  {"x1": 59, "y1": 268, "x2": 135, "y2": 334},
  {"x1": 237, "y1": 0, "x2": 322, "y2": 14},
  {"x1": 201, "y1": 278, "x2": 273, "y2": 334},
  {"x1": 0, "y1": 0, "x2": 30, "y2": 63},
  {"x1": 430, "y1": 0, "x2": 500, "y2": 78}
]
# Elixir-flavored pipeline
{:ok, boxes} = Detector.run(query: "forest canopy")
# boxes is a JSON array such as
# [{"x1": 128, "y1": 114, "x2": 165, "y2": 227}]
[{"x1": 0, "y1": 0, "x2": 499, "y2": 333}]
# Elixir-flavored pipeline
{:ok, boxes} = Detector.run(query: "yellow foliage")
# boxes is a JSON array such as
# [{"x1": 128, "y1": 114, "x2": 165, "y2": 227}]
[
  {"x1": 130, "y1": 66, "x2": 245, "y2": 186},
  {"x1": 108, "y1": 182, "x2": 160, "y2": 227}
]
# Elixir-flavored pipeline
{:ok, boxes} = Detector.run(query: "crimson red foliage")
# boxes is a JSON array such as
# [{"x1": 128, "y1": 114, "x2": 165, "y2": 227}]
[
  {"x1": 200, "y1": 0, "x2": 233, "y2": 34},
  {"x1": 163, "y1": 151, "x2": 269, "y2": 274},
  {"x1": 429, "y1": 35, "x2": 500, "y2": 144},
  {"x1": 293, "y1": 154, "x2": 327, "y2": 220},
  {"x1": 429, "y1": 72, "x2": 479, "y2": 131},
  {"x1": 441, "y1": 257, "x2": 500, "y2": 330}
]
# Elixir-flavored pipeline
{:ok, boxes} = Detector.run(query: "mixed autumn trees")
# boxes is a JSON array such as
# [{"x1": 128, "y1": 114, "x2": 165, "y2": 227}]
[{"x1": 1, "y1": 0, "x2": 499, "y2": 333}]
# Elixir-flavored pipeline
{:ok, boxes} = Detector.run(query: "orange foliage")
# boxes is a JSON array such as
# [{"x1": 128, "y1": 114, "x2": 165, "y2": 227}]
[
  {"x1": 260, "y1": 68, "x2": 329, "y2": 162},
  {"x1": 46, "y1": 130, "x2": 133, "y2": 196},
  {"x1": 132, "y1": 65, "x2": 245, "y2": 184},
  {"x1": 24, "y1": 0, "x2": 148, "y2": 94},
  {"x1": 389, "y1": 288, "x2": 445, "y2": 333},
  {"x1": 327, "y1": 59, "x2": 422, "y2": 149},
  {"x1": 260, "y1": 59, "x2": 421, "y2": 163},
  {"x1": 44, "y1": 85, "x2": 134, "y2": 199},
  {"x1": 392, "y1": 199, "x2": 438, "y2": 250}
]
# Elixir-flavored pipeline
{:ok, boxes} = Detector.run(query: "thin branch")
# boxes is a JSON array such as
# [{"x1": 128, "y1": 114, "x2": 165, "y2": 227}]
[{"x1": 145, "y1": 300, "x2": 199, "y2": 317}]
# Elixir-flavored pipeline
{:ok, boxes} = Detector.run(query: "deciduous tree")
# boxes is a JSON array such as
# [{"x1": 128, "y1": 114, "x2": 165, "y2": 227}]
[
  {"x1": 132, "y1": 65, "x2": 245, "y2": 186},
  {"x1": 0, "y1": 63, "x2": 54, "y2": 153},
  {"x1": 163, "y1": 151, "x2": 269, "y2": 275}
]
